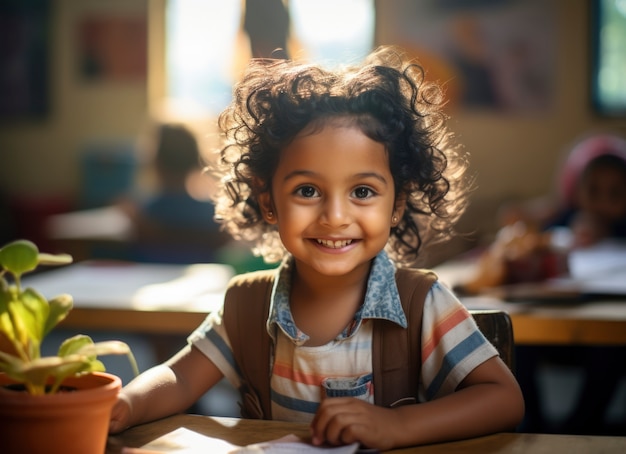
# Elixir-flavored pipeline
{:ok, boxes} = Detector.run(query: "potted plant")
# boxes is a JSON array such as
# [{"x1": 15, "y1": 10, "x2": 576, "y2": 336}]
[{"x1": 0, "y1": 239, "x2": 138, "y2": 454}]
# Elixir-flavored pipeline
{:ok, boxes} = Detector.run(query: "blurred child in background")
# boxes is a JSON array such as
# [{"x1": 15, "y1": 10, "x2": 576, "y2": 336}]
[
  {"x1": 118, "y1": 122, "x2": 227, "y2": 264},
  {"x1": 460, "y1": 133, "x2": 626, "y2": 295},
  {"x1": 465, "y1": 133, "x2": 626, "y2": 435}
]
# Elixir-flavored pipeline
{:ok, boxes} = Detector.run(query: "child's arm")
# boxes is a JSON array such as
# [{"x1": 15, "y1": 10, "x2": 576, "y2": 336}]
[
  {"x1": 109, "y1": 344, "x2": 224, "y2": 434},
  {"x1": 310, "y1": 355, "x2": 524, "y2": 450}
]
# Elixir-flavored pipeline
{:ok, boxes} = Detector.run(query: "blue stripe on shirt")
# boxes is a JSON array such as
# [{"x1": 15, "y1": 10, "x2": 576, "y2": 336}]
[
  {"x1": 425, "y1": 330, "x2": 487, "y2": 400},
  {"x1": 206, "y1": 329, "x2": 240, "y2": 375},
  {"x1": 271, "y1": 388, "x2": 320, "y2": 415}
]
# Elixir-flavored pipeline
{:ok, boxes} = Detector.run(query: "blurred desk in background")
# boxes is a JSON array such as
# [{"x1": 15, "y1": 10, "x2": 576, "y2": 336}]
[
  {"x1": 22, "y1": 260, "x2": 234, "y2": 335},
  {"x1": 44, "y1": 206, "x2": 134, "y2": 262},
  {"x1": 435, "y1": 249, "x2": 626, "y2": 346},
  {"x1": 45, "y1": 206, "x2": 133, "y2": 242},
  {"x1": 21, "y1": 257, "x2": 626, "y2": 345},
  {"x1": 459, "y1": 295, "x2": 626, "y2": 345}
]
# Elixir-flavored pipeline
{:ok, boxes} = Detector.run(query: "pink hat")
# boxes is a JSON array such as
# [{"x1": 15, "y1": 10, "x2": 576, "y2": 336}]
[{"x1": 558, "y1": 134, "x2": 626, "y2": 206}]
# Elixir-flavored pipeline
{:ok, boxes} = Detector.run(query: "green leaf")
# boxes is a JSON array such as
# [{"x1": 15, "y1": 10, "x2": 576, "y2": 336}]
[
  {"x1": 49, "y1": 355, "x2": 106, "y2": 393},
  {"x1": 58, "y1": 334, "x2": 94, "y2": 357},
  {"x1": 0, "y1": 278, "x2": 14, "y2": 340},
  {"x1": 0, "y1": 239, "x2": 137, "y2": 395},
  {"x1": 0, "y1": 240, "x2": 39, "y2": 276},
  {"x1": 7, "y1": 293, "x2": 47, "y2": 362},
  {"x1": 0, "y1": 350, "x2": 31, "y2": 388},
  {"x1": 76, "y1": 340, "x2": 139, "y2": 376},
  {"x1": 19, "y1": 288, "x2": 49, "y2": 342},
  {"x1": 0, "y1": 310, "x2": 16, "y2": 343},
  {"x1": 21, "y1": 356, "x2": 88, "y2": 395},
  {"x1": 7, "y1": 300, "x2": 33, "y2": 349},
  {"x1": 43, "y1": 294, "x2": 73, "y2": 337},
  {"x1": 37, "y1": 253, "x2": 73, "y2": 266}
]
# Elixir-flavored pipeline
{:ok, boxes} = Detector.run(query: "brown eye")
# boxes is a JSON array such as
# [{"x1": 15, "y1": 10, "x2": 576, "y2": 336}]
[
  {"x1": 353, "y1": 186, "x2": 374, "y2": 199},
  {"x1": 296, "y1": 185, "x2": 318, "y2": 198}
]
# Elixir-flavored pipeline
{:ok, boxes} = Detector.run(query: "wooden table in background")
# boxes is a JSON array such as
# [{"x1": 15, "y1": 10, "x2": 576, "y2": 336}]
[
  {"x1": 22, "y1": 260, "x2": 234, "y2": 335},
  {"x1": 22, "y1": 261, "x2": 234, "y2": 361},
  {"x1": 460, "y1": 297, "x2": 626, "y2": 345},
  {"x1": 106, "y1": 414, "x2": 626, "y2": 453},
  {"x1": 435, "y1": 259, "x2": 626, "y2": 346},
  {"x1": 22, "y1": 259, "x2": 626, "y2": 346}
]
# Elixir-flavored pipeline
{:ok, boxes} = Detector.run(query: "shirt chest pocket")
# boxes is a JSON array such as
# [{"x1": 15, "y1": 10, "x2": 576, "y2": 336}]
[{"x1": 322, "y1": 373, "x2": 373, "y2": 401}]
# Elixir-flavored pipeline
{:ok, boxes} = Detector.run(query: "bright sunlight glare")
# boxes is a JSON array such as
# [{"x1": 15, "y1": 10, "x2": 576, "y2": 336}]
[
  {"x1": 290, "y1": 0, "x2": 375, "y2": 65},
  {"x1": 166, "y1": 0, "x2": 375, "y2": 116}
]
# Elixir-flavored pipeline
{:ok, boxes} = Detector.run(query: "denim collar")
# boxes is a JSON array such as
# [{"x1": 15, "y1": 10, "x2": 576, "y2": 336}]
[{"x1": 266, "y1": 250, "x2": 407, "y2": 345}]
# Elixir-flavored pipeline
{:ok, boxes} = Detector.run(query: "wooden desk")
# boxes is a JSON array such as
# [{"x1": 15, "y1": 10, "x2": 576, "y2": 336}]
[
  {"x1": 106, "y1": 414, "x2": 626, "y2": 453},
  {"x1": 462, "y1": 297, "x2": 626, "y2": 345},
  {"x1": 435, "y1": 260, "x2": 626, "y2": 346}
]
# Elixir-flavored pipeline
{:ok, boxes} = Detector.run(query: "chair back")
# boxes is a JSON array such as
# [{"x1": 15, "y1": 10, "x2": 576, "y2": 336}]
[{"x1": 470, "y1": 309, "x2": 515, "y2": 371}]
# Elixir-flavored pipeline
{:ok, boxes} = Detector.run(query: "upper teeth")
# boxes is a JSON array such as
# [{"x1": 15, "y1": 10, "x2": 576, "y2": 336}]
[{"x1": 317, "y1": 239, "x2": 352, "y2": 248}]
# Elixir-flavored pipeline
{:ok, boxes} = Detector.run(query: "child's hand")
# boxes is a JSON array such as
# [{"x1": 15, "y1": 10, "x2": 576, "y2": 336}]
[
  {"x1": 109, "y1": 394, "x2": 133, "y2": 434},
  {"x1": 310, "y1": 397, "x2": 400, "y2": 451}
]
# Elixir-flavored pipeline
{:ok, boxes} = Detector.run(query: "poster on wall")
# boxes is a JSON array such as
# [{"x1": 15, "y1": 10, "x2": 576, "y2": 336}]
[
  {"x1": 77, "y1": 14, "x2": 147, "y2": 82},
  {"x1": 384, "y1": 0, "x2": 556, "y2": 113}
]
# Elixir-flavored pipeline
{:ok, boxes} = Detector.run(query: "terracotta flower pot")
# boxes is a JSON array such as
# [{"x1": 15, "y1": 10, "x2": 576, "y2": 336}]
[{"x1": 0, "y1": 371, "x2": 121, "y2": 454}]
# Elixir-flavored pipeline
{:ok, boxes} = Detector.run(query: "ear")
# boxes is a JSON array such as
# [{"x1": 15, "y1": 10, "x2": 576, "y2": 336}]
[
  {"x1": 392, "y1": 192, "x2": 407, "y2": 227},
  {"x1": 258, "y1": 191, "x2": 277, "y2": 224}
]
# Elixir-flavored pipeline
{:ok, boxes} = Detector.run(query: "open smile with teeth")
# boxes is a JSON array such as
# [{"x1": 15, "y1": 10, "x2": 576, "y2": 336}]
[{"x1": 316, "y1": 239, "x2": 353, "y2": 249}]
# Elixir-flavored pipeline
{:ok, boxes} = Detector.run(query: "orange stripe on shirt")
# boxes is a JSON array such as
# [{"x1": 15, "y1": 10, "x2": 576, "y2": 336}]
[
  {"x1": 272, "y1": 361, "x2": 322, "y2": 386},
  {"x1": 422, "y1": 305, "x2": 471, "y2": 362}
]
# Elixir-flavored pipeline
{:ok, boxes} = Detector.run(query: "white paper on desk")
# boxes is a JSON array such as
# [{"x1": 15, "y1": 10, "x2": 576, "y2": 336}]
[
  {"x1": 238, "y1": 434, "x2": 359, "y2": 453},
  {"x1": 564, "y1": 240, "x2": 626, "y2": 295},
  {"x1": 568, "y1": 240, "x2": 626, "y2": 279},
  {"x1": 139, "y1": 428, "x2": 359, "y2": 453}
]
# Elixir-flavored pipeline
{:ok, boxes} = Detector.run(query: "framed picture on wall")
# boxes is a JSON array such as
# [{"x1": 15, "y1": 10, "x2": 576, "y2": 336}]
[
  {"x1": 0, "y1": 0, "x2": 50, "y2": 121},
  {"x1": 77, "y1": 14, "x2": 147, "y2": 83},
  {"x1": 380, "y1": 0, "x2": 557, "y2": 114},
  {"x1": 590, "y1": 0, "x2": 626, "y2": 116}
]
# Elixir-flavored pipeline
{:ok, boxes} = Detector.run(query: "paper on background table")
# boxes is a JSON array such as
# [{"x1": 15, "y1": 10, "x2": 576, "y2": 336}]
[
  {"x1": 564, "y1": 240, "x2": 626, "y2": 295},
  {"x1": 20, "y1": 261, "x2": 235, "y2": 312},
  {"x1": 137, "y1": 427, "x2": 360, "y2": 453},
  {"x1": 436, "y1": 239, "x2": 626, "y2": 299},
  {"x1": 567, "y1": 239, "x2": 626, "y2": 279}
]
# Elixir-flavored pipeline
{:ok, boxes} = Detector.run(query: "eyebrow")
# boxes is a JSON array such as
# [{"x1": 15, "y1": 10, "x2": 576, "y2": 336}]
[{"x1": 283, "y1": 170, "x2": 389, "y2": 186}]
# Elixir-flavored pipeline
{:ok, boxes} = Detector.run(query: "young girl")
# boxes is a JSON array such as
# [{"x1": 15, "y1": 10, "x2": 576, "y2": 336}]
[{"x1": 109, "y1": 46, "x2": 524, "y2": 450}]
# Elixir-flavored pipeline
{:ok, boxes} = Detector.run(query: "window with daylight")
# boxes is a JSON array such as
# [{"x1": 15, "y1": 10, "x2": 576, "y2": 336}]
[
  {"x1": 162, "y1": 0, "x2": 376, "y2": 118},
  {"x1": 591, "y1": 0, "x2": 626, "y2": 116}
]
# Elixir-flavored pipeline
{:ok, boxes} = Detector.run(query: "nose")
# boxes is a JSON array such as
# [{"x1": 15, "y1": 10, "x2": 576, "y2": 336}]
[{"x1": 321, "y1": 194, "x2": 351, "y2": 227}]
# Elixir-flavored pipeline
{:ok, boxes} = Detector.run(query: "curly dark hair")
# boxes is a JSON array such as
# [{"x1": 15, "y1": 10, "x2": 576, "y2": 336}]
[{"x1": 208, "y1": 46, "x2": 472, "y2": 265}]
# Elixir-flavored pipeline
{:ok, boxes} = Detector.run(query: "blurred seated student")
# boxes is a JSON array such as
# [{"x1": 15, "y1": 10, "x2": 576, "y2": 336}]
[
  {"x1": 117, "y1": 122, "x2": 228, "y2": 264},
  {"x1": 459, "y1": 133, "x2": 626, "y2": 295},
  {"x1": 463, "y1": 133, "x2": 626, "y2": 435},
  {"x1": 538, "y1": 133, "x2": 626, "y2": 246}
]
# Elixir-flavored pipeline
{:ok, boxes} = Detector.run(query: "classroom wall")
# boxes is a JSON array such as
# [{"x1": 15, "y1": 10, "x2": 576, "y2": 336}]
[
  {"x1": 378, "y1": 0, "x2": 625, "y2": 200},
  {"x1": 0, "y1": 0, "x2": 148, "y2": 199},
  {"x1": 1, "y1": 0, "x2": 625, "y2": 245}
]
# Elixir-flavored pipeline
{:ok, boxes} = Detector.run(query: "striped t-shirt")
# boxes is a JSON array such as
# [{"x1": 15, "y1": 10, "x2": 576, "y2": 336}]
[{"x1": 188, "y1": 251, "x2": 497, "y2": 422}]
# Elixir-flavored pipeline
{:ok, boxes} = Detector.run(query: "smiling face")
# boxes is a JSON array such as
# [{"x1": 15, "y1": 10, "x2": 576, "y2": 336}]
[{"x1": 259, "y1": 120, "x2": 404, "y2": 280}]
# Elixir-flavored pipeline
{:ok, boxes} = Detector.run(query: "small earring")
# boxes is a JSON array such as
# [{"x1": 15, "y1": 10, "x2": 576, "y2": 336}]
[
  {"x1": 392, "y1": 215, "x2": 398, "y2": 224},
  {"x1": 266, "y1": 211, "x2": 274, "y2": 219}
]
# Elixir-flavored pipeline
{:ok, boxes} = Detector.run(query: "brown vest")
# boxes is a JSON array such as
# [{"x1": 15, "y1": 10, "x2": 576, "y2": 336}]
[{"x1": 222, "y1": 267, "x2": 437, "y2": 419}]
